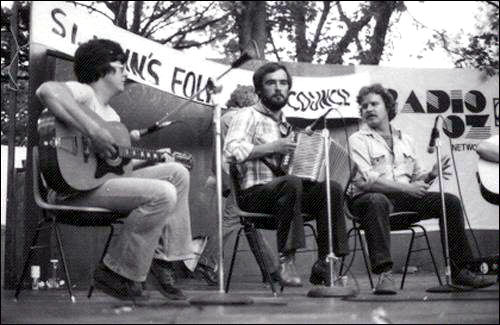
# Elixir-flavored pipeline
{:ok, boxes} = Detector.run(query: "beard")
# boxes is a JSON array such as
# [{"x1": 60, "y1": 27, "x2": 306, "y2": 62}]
[{"x1": 260, "y1": 93, "x2": 288, "y2": 112}]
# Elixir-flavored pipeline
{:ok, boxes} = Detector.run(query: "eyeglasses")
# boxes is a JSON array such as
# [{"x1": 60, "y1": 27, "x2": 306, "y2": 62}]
[{"x1": 110, "y1": 63, "x2": 126, "y2": 74}]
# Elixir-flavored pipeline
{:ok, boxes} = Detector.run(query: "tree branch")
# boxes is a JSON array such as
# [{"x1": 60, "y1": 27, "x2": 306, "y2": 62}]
[
  {"x1": 267, "y1": 27, "x2": 282, "y2": 61},
  {"x1": 70, "y1": 1, "x2": 115, "y2": 22},
  {"x1": 485, "y1": 1, "x2": 499, "y2": 9},
  {"x1": 310, "y1": 1, "x2": 331, "y2": 56}
]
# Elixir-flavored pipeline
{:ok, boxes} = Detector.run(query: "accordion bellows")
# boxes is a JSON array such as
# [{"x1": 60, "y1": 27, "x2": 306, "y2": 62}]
[{"x1": 288, "y1": 131, "x2": 325, "y2": 182}]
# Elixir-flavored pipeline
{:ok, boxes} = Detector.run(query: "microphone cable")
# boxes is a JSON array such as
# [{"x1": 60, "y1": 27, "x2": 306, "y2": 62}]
[{"x1": 446, "y1": 136, "x2": 484, "y2": 260}]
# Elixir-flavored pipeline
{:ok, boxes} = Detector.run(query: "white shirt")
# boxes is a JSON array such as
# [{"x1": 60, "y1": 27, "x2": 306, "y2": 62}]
[{"x1": 65, "y1": 81, "x2": 121, "y2": 122}]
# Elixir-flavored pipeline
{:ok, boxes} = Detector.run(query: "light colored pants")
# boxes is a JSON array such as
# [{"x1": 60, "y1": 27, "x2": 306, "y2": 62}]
[{"x1": 57, "y1": 162, "x2": 195, "y2": 282}]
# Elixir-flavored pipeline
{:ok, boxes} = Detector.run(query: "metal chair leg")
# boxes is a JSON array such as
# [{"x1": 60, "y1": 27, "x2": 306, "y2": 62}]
[
  {"x1": 88, "y1": 225, "x2": 115, "y2": 299},
  {"x1": 401, "y1": 228, "x2": 416, "y2": 290},
  {"x1": 418, "y1": 225, "x2": 443, "y2": 286},
  {"x1": 14, "y1": 218, "x2": 45, "y2": 300},
  {"x1": 54, "y1": 223, "x2": 75, "y2": 303},
  {"x1": 225, "y1": 226, "x2": 244, "y2": 293},
  {"x1": 245, "y1": 224, "x2": 277, "y2": 296},
  {"x1": 357, "y1": 227, "x2": 374, "y2": 289},
  {"x1": 338, "y1": 226, "x2": 357, "y2": 276}
]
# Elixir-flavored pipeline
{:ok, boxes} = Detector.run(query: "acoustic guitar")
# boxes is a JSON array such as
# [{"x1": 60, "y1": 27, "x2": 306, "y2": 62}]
[
  {"x1": 38, "y1": 109, "x2": 193, "y2": 194},
  {"x1": 477, "y1": 157, "x2": 499, "y2": 205}
]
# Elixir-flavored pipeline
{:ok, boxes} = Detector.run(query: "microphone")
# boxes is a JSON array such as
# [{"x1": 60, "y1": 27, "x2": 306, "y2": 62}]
[
  {"x1": 130, "y1": 121, "x2": 174, "y2": 141},
  {"x1": 427, "y1": 116, "x2": 440, "y2": 154},
  {"x1": 305, "y1": 108, "x2": 334, "y2": 135},
  {"x1": 129, "y1": 40, "x2": 261, "y2": 140}
]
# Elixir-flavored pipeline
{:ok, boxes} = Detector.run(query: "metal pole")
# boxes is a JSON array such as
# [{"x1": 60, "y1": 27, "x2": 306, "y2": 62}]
[
  {"x1": 214, "y1": 104, "x2": 225, "y2": 293},
  {"x1": 189, "y1": 102, "x2": 253, "y2": 305},
  {"x1": 323, "y1": 128, "x2": 337, "y2": 287},
  {"x1": 307, "y1": 114, "x2": 355, "y2": 298},
  {"x1": 427, "y1": 119, "x2": 470, "y2": 293},
  {"x1": 6, "y1": 0, "x2": 19, "y2": 266},
  {"x1": 435, "y1": 140, "x2": 452, "y2": 284}
]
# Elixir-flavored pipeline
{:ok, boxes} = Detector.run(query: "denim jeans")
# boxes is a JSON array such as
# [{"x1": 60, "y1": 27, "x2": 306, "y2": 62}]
[
  {"x1": 56, "y1": 162, "x2": 196, "y2": 282},
  {"x1": 349, "y1": 191, "x2": 474, "y2": 275}
]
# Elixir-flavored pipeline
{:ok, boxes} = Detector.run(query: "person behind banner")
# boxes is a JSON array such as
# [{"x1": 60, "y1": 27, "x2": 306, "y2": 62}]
[
  {"x1": 36, "y1": 38, "x2": 206, "y2": 301},
  {"x1": 223, "y1": 63, "x2": 350, "y2": 287},
  {"x1": 348, "y1": 83, "x2": 495, "y2": 295},
  {"x1": 477, "y1": 135, "x2": 499, "y2": 163},
  {"x1": 196, "y1": 85, "x2": 281, "y2": 285}
]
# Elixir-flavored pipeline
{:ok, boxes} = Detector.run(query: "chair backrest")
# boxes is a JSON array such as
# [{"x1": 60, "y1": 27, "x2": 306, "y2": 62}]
[
  {"x1": 228, "y1": 162, "x2": 274, "y2": 219},
  {"x1": 32, "y1": 146, "x2": 114, "y2": 214}
]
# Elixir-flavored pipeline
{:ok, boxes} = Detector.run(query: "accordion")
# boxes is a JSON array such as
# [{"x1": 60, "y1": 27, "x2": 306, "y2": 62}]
[{"x1": 281, "y1": 131, "x2": 326, "y2": 182}]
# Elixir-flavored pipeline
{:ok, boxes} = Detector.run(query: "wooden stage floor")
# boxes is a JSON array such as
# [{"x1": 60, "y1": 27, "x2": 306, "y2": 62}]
[{"x1": 2, "y1": 273, "x2": 498, "y2": 324}]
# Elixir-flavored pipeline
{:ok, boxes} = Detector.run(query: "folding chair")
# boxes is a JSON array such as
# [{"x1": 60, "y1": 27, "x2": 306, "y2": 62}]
[
  {"x1": 224, "y1": 163, "x2": 318, "y2": 296},
  {"x1": 14, "y1": 147, "x2": 125, "y2": 302},
  {"x1": 302, "y1": 135, "x2": 443, "y2": 290},
  {"x1": 339, "y1": 209, "x2": 443, "y2": 290}
]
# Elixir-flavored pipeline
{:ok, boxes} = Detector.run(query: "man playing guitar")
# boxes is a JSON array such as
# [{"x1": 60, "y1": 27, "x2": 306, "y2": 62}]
[
  {"x1": 476, "y1": 135, "x2": 499, "y2": 205},
  {"x1": 36, "y1": 38, "x2": 204, "y2": 301}
]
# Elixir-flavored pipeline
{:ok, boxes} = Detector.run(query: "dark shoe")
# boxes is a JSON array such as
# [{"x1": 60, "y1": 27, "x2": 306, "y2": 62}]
[
  {"x1": 278, "y1": 255, "x2": 302, "y2": 287},
  {"x1": 149, "y1": 259, "x2": 187, "y2": 300},
  {"x1": 195, "y1": 263, "x2": 218, "y2": 286},
  {"x1": 93, "y1": 263, "x2": 149, "y2": 301},
  {"x1": 373, "y1": 271, "x2": 397, "y2": 295},
  {"x1": 453, "y1": 269, "x2": 496, "y2": 289},
  {"x1": 309, "y1": 260, "x2": 331, "y2": 286}
]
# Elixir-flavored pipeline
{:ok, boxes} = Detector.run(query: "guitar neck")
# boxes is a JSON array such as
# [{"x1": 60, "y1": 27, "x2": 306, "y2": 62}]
[{"x1": 117, "y1": 146, "x2": 165, "y2": 163}]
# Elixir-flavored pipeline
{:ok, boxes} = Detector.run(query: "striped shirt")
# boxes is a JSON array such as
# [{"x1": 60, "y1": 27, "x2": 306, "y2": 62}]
[
  {"x1": 223, "y1": 102, "x2": 287, "y2": 190},
  {"x1": 348, "y1": 123, "x2": 428, "y2": 197}
]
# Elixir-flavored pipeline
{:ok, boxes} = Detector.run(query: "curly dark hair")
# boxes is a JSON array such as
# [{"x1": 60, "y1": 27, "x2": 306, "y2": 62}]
[
  {"x1": 225, "y1": 85, "x2": 257, "y2": 108},
  {"x1": 356, "y1": 83, "x2": 397, "y2": 121},
  {"x1": 74, "y1": 39, "x2": 126, "y2": 84},
  {"x1": 252, "y1": 62, "x2": 292, "y2": 96}
]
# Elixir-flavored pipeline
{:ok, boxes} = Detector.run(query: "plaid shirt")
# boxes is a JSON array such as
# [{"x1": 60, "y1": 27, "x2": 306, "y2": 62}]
[
  {"x1": 223, "y1": 102, "x2": 287, "y2": 190},
  {"x1": 348, "y1": 123, "x2": 428, "y2": 197}
]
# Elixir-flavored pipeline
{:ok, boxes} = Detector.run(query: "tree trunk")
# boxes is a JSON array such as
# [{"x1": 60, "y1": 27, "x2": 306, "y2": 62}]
[
  {"x1": 131, "y1": 1, "x2": 144, "y2": 34},
  {"x1": 237, "y1": 1, "x2": 267, "y2": 59},
  {"x1": 362, "y1": 1, "x2": 396, "y2": 65},
  {"x1": 290, "y1": 1, "x2": 312, "y2": 62},
  {"x1": 115, "y1": 2, "x2": 128, "y2": 29}
]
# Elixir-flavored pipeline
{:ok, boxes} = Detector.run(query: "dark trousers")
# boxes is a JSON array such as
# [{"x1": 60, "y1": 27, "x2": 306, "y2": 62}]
[
  {"x1": 238, "y1": 175, "x2": 349, "y2": 260},
  {"x1": 349, "y1": 191, "x2": 474, "y2": 275}
]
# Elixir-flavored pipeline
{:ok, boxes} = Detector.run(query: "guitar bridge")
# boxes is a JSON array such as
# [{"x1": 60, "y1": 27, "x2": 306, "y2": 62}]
[{"x1": 51, "y1": 136, "x2": 79, "y2": 156}]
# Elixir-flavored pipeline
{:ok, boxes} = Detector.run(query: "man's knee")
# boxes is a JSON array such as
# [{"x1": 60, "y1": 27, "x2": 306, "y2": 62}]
[
  {"x1": 444, "y1": 193, "x2": 461, "y2": 207},
  {"x1": 278, "y1": 175, "x2": 302, "y2": 192},
  {"x1": 152, "y1": 182, "x2": 178, "y2": 212},
  {"x1": 357, "y1": 193, "x2": 391, "y2": 214},
  {"x1": 168, "y1": 162, "x2": 190, "y2": 183}
]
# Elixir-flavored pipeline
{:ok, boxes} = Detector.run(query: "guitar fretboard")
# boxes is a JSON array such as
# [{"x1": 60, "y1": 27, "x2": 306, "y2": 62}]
[{"x1": 118, "y1": 146, "x2": 164, "y2": 162}]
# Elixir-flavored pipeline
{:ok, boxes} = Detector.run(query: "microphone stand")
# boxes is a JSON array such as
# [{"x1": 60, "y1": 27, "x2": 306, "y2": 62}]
[
  {"x1": 308, "y1": 112, "x2": 356, "y2": 298},
  {"x1": 189, "y1": 100, "x2": 253, "y2": 306},
  {"x1": 427, "y1": 118, "x2": 471, "y2": 293}
]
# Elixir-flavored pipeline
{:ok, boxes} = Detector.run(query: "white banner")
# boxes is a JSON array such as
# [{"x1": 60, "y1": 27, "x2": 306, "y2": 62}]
[
  {"x1": 357, "y1": 65, "x2": 499, "y2": 230},
  {"x1": 31, "y1": 2, "x2": 365, "y2": 120}
]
